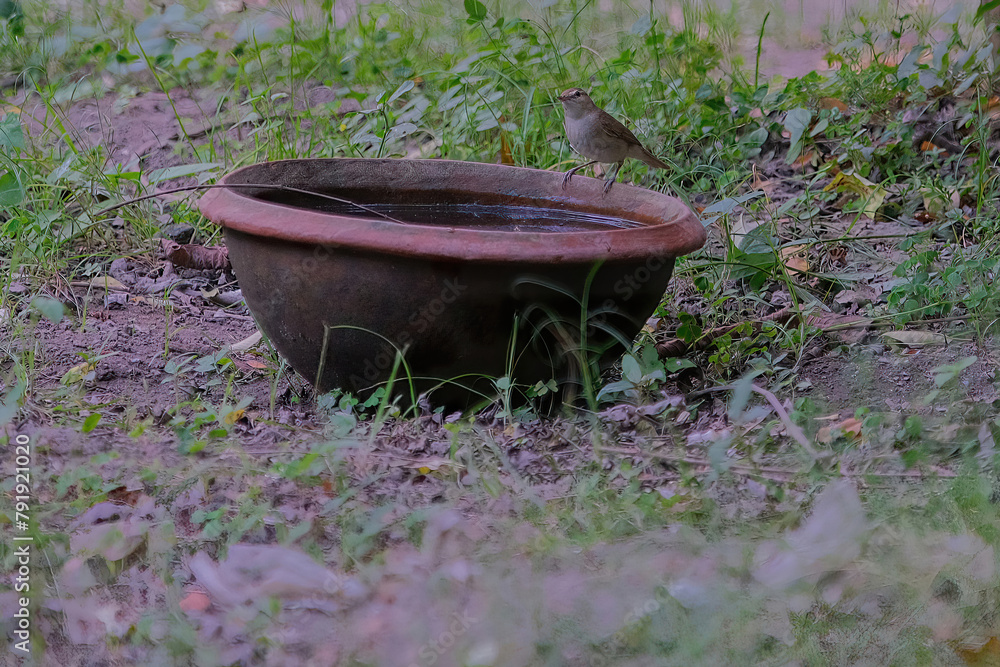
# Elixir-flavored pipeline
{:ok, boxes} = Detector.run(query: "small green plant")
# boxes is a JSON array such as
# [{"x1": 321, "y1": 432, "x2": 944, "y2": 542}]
[
  {"x1": 597, "y1": 343, "x2": 694, "y2": 403},
  {"x1": 885, "y1": 242, "x2": 953, "y2": 323},
  {"x1": 925, "y1": 356, "x2": 978, "y2": 405}
]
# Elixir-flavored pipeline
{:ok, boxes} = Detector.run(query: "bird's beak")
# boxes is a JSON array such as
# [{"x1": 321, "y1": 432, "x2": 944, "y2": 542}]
[{"x1": 557, "y1": 92, "x2": 569, "y2": 102}]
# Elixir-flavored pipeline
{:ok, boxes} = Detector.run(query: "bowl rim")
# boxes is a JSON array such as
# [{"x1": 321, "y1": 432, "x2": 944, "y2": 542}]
[{"x1": 198, "y1": 158, "x2": 706, "y2": 262}]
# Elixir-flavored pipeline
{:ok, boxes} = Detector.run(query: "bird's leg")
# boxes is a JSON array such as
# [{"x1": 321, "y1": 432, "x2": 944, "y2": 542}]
[
  {"x1": 602, "y1": 162, "x2": 623, "y2": 195},
  {"x1": 562, "y1": 160, "x2": 597, "y2": 188}
]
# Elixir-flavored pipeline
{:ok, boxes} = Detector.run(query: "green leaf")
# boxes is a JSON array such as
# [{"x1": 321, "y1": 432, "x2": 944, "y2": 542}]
[
  {"x1": 782, "y1": 107, "x2": 812, "y2": 164},
  {"x1": 639, "y1": 343, "x2": 659, "y2": 370},
  {"x1": 931, "y1": 356, "x2": 977, "y2": 387},
  {"x1": 701, "y1": 191, "x2": 765, "y2": 216},
  {"x1": 464, "y1": 0, "x2": 487, "y2": 21},
  {"x1": 630, "y1": 15, "x2": 652, "y2": 35},
  {"x1": 622, "y1": 355, "x2": 642, "y2": 384},
  {"x1": 475, "y1": 117, "x2": 499, "y2": 132},
  {"x1": 32, "y1": 297, "x2": 64, "y2": 324},
  {"x1": 0, "y1": 170, "x2": 24, "y2": 207},
  {"x1": 596, "y1": 379, "x2": 634, "y2": 402},
  {"x1": 896, "y1": 45, "x2": 924, "y2": 79},
  {"x1": 737, "y1": 224, "x2": 778, "y2": 254},
  {"x1": 899, "y1": 448, "x2": 922, "y2": 468},
  {"x1": 180, "y1": 440, "x2": 206, "y2": 454},
  {"x1": 0, "y1": 0, "x2": 23, "y2": 21},
  {"x1": 385, "y1": 122, "x2": 418, "y2": 142},
  {"x1": 362, "y1": 387, "x2": 386, "y2": 408},
  {"x1": 664, "y1": 358, "x2": 697, "y2": 372},
  {"x1": 743, "y1": 126, "x2": 769, "y2": 147},
  {"x1": 172, "y1": 42, "x2": 207, "y2": 67},
  {"x1": 954, "y1": 72, "x2": 980, "y2": 96},
  {"x1": 809, "y1": 117, "x2": 829, "y2": 137},
  {"x1": 976, "y1": 0, "x2": 1000, "y2": 20},
  {"x1": 823, "y1": 171, "x2": 887, "y2": 219},
  {"x1": 386, "y1": 80, "x2": 414, "y2": 105},
  {"x1": 0, "y1": 380, "x2": 26, "y2": 427},
  {"x1": 147, "y1": 162, "x2": 221, "y2": 185},
  {"x1": 0, "y1": 113, "x2": 24, "y2": 151},
  {"x1": 727, "y1": 371, "x2": 764, "y2": 421},
  {"x1": 676, "y1": 312, "x2": 702, "y2": 343},
  {"x1": 82, "y1": 413, "x2": 102, "y2": 433}
]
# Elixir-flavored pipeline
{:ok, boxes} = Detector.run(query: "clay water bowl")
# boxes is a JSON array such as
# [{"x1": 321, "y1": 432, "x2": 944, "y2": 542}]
[{"x1": 198, "y1": 158, "x2": 705, "y2": 407}]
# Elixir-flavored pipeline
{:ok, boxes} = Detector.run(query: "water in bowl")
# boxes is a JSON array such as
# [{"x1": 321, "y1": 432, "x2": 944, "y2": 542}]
[{"x1": 309, "y1": 201, "x2": 646, "y2": 232}]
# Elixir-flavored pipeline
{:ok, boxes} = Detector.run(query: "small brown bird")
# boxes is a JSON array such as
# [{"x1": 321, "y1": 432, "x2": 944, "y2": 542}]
[{"x1": 557, "y1": 88, "x2": 669, "y2": 193}]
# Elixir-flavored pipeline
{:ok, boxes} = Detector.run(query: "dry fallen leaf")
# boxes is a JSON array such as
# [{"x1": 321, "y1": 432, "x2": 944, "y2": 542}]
[
  {"x1": 642, "y1": 315, "x2": 663, "y2": 334},
  {"x1": 953, "y1": 636, "x2": 1000, "y2": 666},
  {"x1": 72, "y1": 276, "x2": 128, "y2": 291},
  {"x1": 106, "y1": 483, "x2": 144, "y2": 506},
  {"x1": 839, "y1": 417, "x2": 863, "y2": 439},
  {"x1": 57, "y1": 557, "x2": 98, "y2": 598},
  {"x1": 230, "y1": 331, "x2": 263, "y2": 352},
  {"x1": 920, "y1": 140, "x2": 948, "y2": 155},
  {"x1": 223, "y1": 409, "x2": 245, "y2": 425},
  {"x1": 818, "y1": 417, "x2": 863, "y2": 444},
  {"x1": 394, "y1": 456, "x2": 463, "y2": 476},
  {"x1": 179, "y1": 590, "x2": 212, "y2": 613},
  {"x1": 499, "y1": 132, "x2": 514, "y2": 165},
  {"x1": 71, "y1": 520, "x2": 148, "y2": 562},
  {"x1": 791, "y1": 150, "x2": 819, "y2": 170},
  {"x1": 818, "y1": 97, "x2": 848, "y2": 113},
  {"x1": 160, "y1": 239, "x2": 231, "y2": 270},
  {"x1": 754, "y1": 481, "x2": 867, "y2": 589},
  {"x1": 44, "y1": 597, "x2": 119, "y2": 644},
  {"x1": 834, "y1": 289, "x2": 859, "y2": 305},
  {"x1": 780, "y1": 245, "x2": 809, "y2": 275},
  {"x1": 823, "y1": 171, "x2": 887, "y2": 219},
  {"x1": 60, "y1": 362, "x2": 96, "y2": 385},
  {"x1": 827, "y1": 245, "x2": 848, "y2": 266},
  {"x1": 749, "y1": 170, "x2": 774, "y2": 194},
  {"x1": 188, "y1": 544, "x2": 367, "y2": 611},
  {"x1": 883, "y1": 330, "x2": 947, "y2": 347},
  {"x1": 804, "y1": 312, "x2": 871, "y2": 345}
]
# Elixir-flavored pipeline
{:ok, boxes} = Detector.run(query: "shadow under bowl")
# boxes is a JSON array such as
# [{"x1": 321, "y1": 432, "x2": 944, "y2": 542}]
[{"x1": 198, "y1": 158, "x2": 706, "y2": 407}]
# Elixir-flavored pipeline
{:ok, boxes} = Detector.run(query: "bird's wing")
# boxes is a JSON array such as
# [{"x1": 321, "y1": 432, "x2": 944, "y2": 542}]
[{"x1": 598, "y1": 110, "x2": 643, "y2": 146}]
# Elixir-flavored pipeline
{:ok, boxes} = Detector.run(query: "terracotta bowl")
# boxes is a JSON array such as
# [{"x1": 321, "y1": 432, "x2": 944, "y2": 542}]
[{"x1": 198, "y1": 158, "x2": 705, "y2": 406}]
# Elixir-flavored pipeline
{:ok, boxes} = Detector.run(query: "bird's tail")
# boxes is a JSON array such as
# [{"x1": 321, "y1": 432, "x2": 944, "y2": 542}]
[{"x1": 632, "y1": 145, "x2": 669, "y2": 170}]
